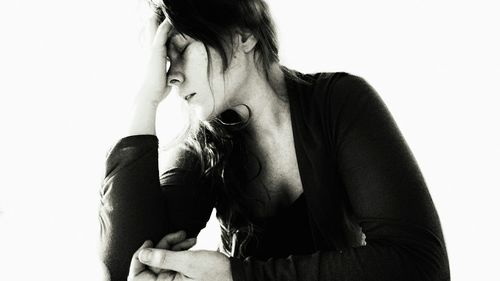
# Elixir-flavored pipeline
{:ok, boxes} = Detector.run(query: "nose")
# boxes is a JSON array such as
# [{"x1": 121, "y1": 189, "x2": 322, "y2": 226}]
[{"x1": 167, "y1": 71, "x2": 184, "y2": 86}]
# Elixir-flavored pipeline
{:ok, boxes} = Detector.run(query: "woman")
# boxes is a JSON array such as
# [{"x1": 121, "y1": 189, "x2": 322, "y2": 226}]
[{"x1": 99, "y1": 0, "x2": 450, "y2": 280}]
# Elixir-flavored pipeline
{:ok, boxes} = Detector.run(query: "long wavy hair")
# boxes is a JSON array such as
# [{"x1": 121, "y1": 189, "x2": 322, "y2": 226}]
[{"x1": 148, "y1": 0, "x2": 309, "y2": 257}]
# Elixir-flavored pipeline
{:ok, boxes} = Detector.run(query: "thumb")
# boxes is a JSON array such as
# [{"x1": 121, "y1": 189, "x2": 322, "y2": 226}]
[
  {"x1": 129, "y1": 240, "x2": 154, "y2": 277},
  {"x1": 139, "y1": 249, "x2": 193, "y2": 275}
]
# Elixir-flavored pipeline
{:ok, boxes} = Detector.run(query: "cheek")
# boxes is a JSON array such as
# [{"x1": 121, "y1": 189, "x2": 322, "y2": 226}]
[
  {"x1": 183, "y1": 42, "x2": 210, "y2": 87},
  {"x1": 184, "y1": 43, "x2": 226, "y2": 120}
]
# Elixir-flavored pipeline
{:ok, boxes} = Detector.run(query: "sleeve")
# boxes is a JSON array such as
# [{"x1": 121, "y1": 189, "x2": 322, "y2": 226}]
[
  {"x1": 98, "y1": 134, "x2": 215, "y2": 281},
  {"x1": 228, "y1": 74, "x2": 450, "y2": 281}
]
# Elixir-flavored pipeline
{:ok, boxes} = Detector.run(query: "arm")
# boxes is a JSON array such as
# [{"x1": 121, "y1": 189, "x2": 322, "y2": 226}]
[
  {"x1": 98, "y1": 10, "x2": 190, "y2": 280},
  {"x1": 98, "y1": 135, "x2": 215, "y2": 281},
  {"x1": 228, "y1": 74, "x2": 450, "y2": 281}
]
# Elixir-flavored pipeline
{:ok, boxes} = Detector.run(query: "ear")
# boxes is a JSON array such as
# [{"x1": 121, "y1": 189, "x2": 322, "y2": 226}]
[{"x1": 234, "y1": 28, "x2": 258, "y2": 53}]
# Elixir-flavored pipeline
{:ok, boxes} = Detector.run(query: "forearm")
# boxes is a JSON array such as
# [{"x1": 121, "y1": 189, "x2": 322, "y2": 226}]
[
  {"x1": 229, "y1": 221, "x2": 448, "y2": 281},
  {"x1": 99, "y1": 135, "x2": 167, "y2": 281},
  {"x1": 98, "y1": 134, "x2": 217, "y2": 280}
]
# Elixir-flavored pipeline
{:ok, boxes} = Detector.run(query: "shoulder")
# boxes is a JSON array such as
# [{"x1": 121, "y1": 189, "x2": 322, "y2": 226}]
[
  {"x1": 292, "y1": 70, "x2": 387, "y2": 137},
  {"x1": 285, "y1": 67, "x2": 374, "y2": 103},
  {"x1": 311, "y1": 71, "x2": 375, "y2": 101},
  {"x1": 289, "y1": 69, "x2": 377, "y2": 117},
  {"x1": 308, "y1": 72, "x2": 380, "y2": 114}
]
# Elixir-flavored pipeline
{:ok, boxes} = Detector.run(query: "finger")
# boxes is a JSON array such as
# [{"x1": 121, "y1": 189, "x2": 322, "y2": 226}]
[
  {"x1": 129, "y1": 240, "x2": 153, "y2": 277},
  {"x1": 139, "y1": 249, "x2": 192, "y2": 274},
  {"x1": 151, "y1": 16, "x2": 174, "y2": 51},
  {"x1": 144, "y1": 15, "x2": 160, "y2": 49},
  {"x1": 141, "y1": 4, "x2": 163, "y2": 48},
  {"x1": 156, "y1": 230, "x2": 187, "y2": 249},
  {"x1": 171, "y1": 238, "x2": 197, "y2": 251},
  {"x1": 160, "y1": 6, "x2": 169, "y2": 20},
  {"x1": 151, "y1": 231, "x2": 187, "y2": 275},
  {"x1": 157, "y1": 270, "x2": 176, "y2": 281}
]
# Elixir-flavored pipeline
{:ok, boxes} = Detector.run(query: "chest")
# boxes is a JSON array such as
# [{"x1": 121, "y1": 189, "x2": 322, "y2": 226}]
[{"x1": 244, "y1": 125, "x2": 304, "y2": 219}]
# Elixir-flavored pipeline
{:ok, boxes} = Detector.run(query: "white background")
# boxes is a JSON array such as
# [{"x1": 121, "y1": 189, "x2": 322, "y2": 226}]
[{"x1": 1, "y1": 0, "x2": 499, "y2": 280}]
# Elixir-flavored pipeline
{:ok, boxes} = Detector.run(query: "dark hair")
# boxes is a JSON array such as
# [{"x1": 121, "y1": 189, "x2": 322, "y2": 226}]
[
  {"x1": 149, "y1": 0, "x2": 308, "y2": 257},
  {"x1": 150, "y1": 0, "x2": 279, "y2": 82}
]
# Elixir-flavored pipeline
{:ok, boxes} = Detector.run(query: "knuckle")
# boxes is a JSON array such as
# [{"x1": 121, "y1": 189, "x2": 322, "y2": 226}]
[
  {"x1": 160, "y1": 251, "x2": 169, "y2": 267},
  {"x1": 185, "y1": 251, "x2": 195, "y2": 259},
  {"x1": 158, "y1": 22, "x2": 172, "y2": 33}
]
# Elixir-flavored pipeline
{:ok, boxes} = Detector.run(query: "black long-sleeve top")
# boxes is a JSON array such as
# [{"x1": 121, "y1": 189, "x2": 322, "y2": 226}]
[
  {"x1": 240, "y1": 191, "x2": 318, "y2": 260},
  {"x1": 98, "y1": 69, "x2": 450, "y2": 281}
]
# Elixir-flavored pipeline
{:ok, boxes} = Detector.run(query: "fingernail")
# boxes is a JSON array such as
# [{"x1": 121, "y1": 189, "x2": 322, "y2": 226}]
[{"x1": 139, "y1": 249, "x2": 152, "y2": 262}]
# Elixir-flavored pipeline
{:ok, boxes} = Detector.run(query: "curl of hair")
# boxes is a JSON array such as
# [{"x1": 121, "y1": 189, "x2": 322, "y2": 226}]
[{"x1": 191, "y1": 110, "x2": 266, "y2": 257}]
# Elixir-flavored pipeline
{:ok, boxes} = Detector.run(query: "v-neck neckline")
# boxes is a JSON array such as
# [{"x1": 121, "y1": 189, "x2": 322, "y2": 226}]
[
  {"x1": 281, "y1": 66, "x2": 309, "y2": 201},
  {"x1": 244, "y1": 66, "x2": 312, "y2": 224}
]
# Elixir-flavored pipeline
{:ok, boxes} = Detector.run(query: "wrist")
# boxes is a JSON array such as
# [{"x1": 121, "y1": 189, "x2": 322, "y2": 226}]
[
  {"x1": 126, "y1": 95, "x2": 160, "y2": 136},
  {"x1": 136, "y1": 84, "x2": 168, "y2": 107},
  {"x1": 133, "y1": 94, "x2": 161, "y2": 108}
]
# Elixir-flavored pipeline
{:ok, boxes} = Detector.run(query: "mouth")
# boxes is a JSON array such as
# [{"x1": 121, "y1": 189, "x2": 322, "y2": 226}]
[{"x1": 184, "y1": 93, "x2": 196, "y2": 101}]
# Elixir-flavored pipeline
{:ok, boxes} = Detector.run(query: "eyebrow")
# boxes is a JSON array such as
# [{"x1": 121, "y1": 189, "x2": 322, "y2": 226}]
[{"x1": 166, "y1": 31, "x2": 187, "y2": 49}]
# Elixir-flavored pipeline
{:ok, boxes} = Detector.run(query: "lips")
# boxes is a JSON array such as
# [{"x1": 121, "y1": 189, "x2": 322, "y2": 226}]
[{"x1": 184, "y1": 93, "x2": 196, "y2": 101}]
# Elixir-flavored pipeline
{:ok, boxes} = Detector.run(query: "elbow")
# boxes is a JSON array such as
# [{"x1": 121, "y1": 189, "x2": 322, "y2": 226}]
[
  {"x1": 367, "y1": 225, "x2": 450, "y2": 280},
  {"x1": 419, "y1": 247, "x2": 450, "y2": 281},
  {"x1": 406, "y1": 237, "x2": 450, "y2": 281}
]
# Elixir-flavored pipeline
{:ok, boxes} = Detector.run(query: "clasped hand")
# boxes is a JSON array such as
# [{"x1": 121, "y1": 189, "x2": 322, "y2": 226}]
[{"x1": 128, "y1": 230, "x2": 232, "y2": 281}]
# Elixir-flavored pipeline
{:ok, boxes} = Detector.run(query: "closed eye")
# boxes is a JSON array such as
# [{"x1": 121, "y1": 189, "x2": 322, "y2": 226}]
[
  {"x1": 166, "y1": 32, "x2": 190, "y2": 58},
  {"x1": 180, "y1": 45, "x2": 188, "y2": 55},
  {"x1": 168, "y1": 42, "x2": 188, "y2": 57}
]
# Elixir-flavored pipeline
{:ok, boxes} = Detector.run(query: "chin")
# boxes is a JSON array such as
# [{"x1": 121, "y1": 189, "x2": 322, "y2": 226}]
[
  {"x1": 188, "y1": 92, "x2": 227, "y2": 122},
  {"x1": 191, "y1": 107, "x2": 210, "y2": 121},
  {"x1": 189, "y1": 100, "x2": 219, "y2": 122}
]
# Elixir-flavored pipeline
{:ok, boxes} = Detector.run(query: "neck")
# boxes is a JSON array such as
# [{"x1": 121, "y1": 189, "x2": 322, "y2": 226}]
[{"x1": 229, "y1": 63, "x2": 290, "y2": 138}]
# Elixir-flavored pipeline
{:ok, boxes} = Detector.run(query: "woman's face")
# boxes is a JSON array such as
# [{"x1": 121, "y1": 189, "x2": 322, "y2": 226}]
[{"x1": 166, "y1": 30, "x2": 247, "y2": 121}]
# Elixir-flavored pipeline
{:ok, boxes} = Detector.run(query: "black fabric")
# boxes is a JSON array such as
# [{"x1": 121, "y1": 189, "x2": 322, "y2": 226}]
[
  {"x1": 98, "y1": 68, "x2": 450, "y2": 281},
  {"x1": 99, "y1": 137, "x2": 215, "y2": 281},
  {"x1": 240, "y1": 192, "x2": 316, "y2": 260}
]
